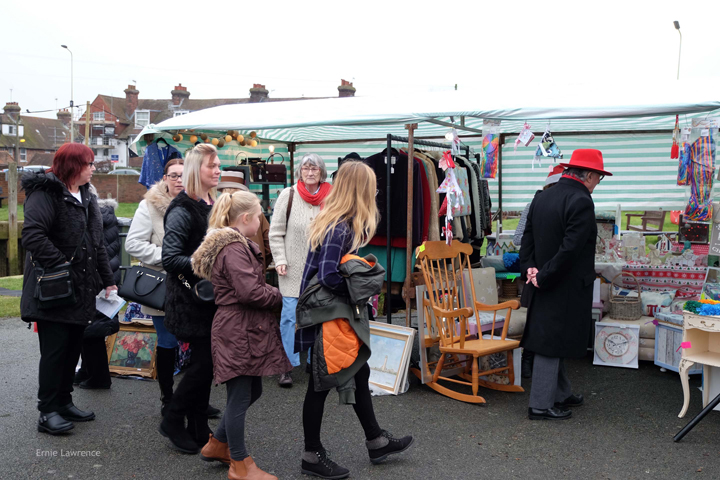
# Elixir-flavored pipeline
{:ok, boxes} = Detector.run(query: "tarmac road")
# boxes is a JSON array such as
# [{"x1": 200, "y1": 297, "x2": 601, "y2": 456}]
[{"x1": 2, "y1": 317, "x2": 720, "y2": 480}]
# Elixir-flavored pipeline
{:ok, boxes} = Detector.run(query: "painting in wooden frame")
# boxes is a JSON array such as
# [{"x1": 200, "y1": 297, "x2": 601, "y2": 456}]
[
  {"x1": 105, "y1": 324, "x2": 158, "y2": 378},
  {"x1": 368, "y1": 321, "x2": 415, "y2": 395}
]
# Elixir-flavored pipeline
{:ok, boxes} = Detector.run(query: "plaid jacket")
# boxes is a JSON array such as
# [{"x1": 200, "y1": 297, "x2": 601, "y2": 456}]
[{"x1": 294, "y1": 222, "x2": 353, "y2": 353}]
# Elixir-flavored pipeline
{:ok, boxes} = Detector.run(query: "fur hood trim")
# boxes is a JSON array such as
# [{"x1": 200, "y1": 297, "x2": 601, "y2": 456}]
[
  {"x1": 21, "y1": 171, "x2": 65, "y2": 197},
  {"x1": 97, "y1": 197, "x2": 118, "y2": 210},
  {"x1": 144, "y1": 180, "x2": 173, "y2": 215},
  {"x1": 192, "y1": 227, "x2": 249, "y2": 280}
]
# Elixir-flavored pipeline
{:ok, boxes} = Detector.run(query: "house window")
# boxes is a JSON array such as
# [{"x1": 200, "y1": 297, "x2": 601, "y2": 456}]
[
  {"x1": 103, "y1": 149, "x2": 109, "y2": 156},
  {"x1": 173, "y1": 110, "x2": 190, "y2": 117},
  {"x1": 93, "y1": 111, "x2": 105, "y2": 122},
  {"x1": 135, "y1": 110, "x2": 150, "y2": 127},
  {"x1": 8, "y1": 124, "x2": 15, "y2": 135},
  {"x1": 20, "y1": 148, "x2": 26, "y2": 162},
  {"x1": 103, "y1": 136, "x2": 110, "y2": 146}
]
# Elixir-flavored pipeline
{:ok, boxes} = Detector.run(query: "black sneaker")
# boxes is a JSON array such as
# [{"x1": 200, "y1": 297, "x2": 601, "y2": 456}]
[
  {"x1": 367, "y1": 430, "x2": 414, "y2": 464},
  {"x1": 301, "y1": 449, "x2": 350, "y2": 479}
]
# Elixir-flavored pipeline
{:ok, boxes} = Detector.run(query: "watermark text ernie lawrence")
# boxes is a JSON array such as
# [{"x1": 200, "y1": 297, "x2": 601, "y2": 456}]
[{"x1": 37, "y1": 449, "x2": 101, "y2": 458}]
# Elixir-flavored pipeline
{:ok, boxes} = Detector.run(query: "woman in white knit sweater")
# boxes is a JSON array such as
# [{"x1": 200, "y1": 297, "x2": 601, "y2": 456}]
[{"x1": 269, "y1": 154, "x2": 332, "y2": 387}]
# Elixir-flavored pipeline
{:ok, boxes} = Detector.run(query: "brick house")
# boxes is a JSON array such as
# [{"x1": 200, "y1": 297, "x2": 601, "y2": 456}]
[
  {"x1": 83, "y1": 81, "x2": 356, "y2": 168},
  {"x1": 0, "y1": 102, "x2": 71, "y2": 168}
]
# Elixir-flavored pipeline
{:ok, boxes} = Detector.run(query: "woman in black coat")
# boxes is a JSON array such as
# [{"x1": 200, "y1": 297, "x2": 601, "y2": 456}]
[
  {"x1": 21, "y1": 143, "x2": 117, "y2": 435},
  {"x1": 158, "y1": 143, "x2": 220, "y2": 454},
  {"x1": 74, "y1": 194, "x2": 121, "y2": 389}
]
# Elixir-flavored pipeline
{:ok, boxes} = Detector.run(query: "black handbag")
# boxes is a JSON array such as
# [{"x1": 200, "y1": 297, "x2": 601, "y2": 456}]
[
  {"x1": 178, "y1": 274, "x2": 215, "y2": 304},
  {"x1": 119, "y1": 266, "x2": 167, "y2": 311},
  {"x1": 32, "y1": 206, "x2": 88, "y2": 310}
]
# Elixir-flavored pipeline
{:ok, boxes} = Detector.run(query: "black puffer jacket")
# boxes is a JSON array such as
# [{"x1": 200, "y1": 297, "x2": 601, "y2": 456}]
[
  {"x1": 162, "y1": 191, "x2": 217, "y2": 340},
  {"x1": 20, "y1": 172, "x2": 115, "y2": 326},
  {"x1": 98, "y1": 198, "x2": 121, "y2": 286},
  {"x1": 84, "y1": 197, "x2": 122, "y2": 339}
]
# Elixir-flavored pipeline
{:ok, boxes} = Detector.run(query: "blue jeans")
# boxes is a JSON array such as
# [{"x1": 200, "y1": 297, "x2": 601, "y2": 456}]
[
  {"x1": 280, "y1": 297, "x2": 300, "y2": 368},
  {"x1": 152, "y1": 316, "x2": 178, "y2": 349}
]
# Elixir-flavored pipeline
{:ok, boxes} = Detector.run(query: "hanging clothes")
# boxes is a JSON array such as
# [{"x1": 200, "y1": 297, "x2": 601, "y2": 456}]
[
  {"x1": 139, "y1": 140, "x2": 182, "y2": 188},
  {"x1": 415, "y1": 151, "x2": 441, "y2": 241},
  {"x1": 685, "y1": 133, "x2": 716, "y2": 221}
]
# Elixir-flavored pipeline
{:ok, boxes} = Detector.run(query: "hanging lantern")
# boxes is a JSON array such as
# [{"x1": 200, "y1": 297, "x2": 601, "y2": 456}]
[
  {"x1": 172, "y1": 135, "x2": 180, "y2": 142},
  {"x1": 250, "y1": 131, "x2": 257, "y2": 139},
  {"x1": 177, "y1": 134, "x2": 183, "y2": 142},
  {"x1": 225, "y1": 135, "x2": 232, "y2": 143},
  {"x1": 236, "y1": 134, "x2": 244, "y2": 143},
  {"x1": 217, "y1": 140, "x2": 225, "y2": 148},
  {"x1": 200, "y1": 133, "x2": 208, "y2": 141},
  {"x1": 211, "y1": 138, "x2": 219, "y2": 146},
  {"x1": 204, "y1": 137, "x2": 210, "y2": 143},
  {"x1": 250, "y1": 139, "x2": 258, "y2": 147},
  {"x1": 189, "y1": 135, "x2": 198, "y2": 143}
]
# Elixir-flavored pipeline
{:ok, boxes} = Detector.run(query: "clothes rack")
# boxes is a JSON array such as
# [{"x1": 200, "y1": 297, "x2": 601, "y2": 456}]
[{"x1": 384, "y1": 132, "x2": 472, "y2": 326}]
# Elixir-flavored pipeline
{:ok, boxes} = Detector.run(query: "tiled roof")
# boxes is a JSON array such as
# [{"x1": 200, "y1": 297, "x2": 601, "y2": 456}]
[{"x1": 0, "y1": 114, "x2": 68, "y2": 150}]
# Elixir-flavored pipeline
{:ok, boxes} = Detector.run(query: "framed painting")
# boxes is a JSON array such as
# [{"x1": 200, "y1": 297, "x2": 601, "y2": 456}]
[
  {"x1": 105, "y1": 324, "x2": 158, "y2": 378},
  {"x1": 368, "y1": 321, "x2": 415, "y2": 395}
]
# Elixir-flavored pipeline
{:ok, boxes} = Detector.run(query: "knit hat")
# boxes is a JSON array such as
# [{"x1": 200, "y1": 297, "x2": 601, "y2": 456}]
[
  {"x1": 217, "y1": 170, "x2": 245, "y2": 190},
  {"x1": 545, "y1": 165, "x2": 565, "y2": 186}
]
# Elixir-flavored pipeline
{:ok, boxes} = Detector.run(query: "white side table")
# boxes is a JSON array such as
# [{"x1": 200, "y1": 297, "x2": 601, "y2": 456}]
[{"x1": 678, "y1": 311, "x2": 720, "y2": 418}]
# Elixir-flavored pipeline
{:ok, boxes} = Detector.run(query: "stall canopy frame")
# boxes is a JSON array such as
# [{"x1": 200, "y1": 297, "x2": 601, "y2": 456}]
[{"x1": 131, "y1": 85, "x2": 720, "y2": 324}]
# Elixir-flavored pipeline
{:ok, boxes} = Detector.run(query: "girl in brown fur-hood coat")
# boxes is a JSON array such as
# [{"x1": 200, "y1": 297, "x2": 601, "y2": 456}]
[
  {"x1": 192, "y1": 191, "x2": 288, "y2": 478},
  {"x1": 192, "y1": 194, "x2": 289, "y2": 384}
]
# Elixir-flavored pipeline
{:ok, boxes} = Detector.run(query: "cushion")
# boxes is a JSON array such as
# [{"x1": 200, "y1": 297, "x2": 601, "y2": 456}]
[
  {"x1": 481, "y1": 256, "x2": 507, "y2": 272},
  {"x1": 641, "y1": 290, "x2": 676, "y2": 316}
]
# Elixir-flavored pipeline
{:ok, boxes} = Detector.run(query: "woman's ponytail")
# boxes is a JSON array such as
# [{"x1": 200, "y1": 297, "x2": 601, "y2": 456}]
[{"x1": 208, "y1": 191, "x2": 260, "y2": 230}]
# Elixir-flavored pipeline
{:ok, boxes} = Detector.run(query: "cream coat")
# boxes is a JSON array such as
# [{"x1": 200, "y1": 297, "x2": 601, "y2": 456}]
[
  {"x1": 268, "y1": 184, "x2": 322, "y2": 297},
  {"x1": 124, "y1": 181, "x2": 173, "y2": 315}
]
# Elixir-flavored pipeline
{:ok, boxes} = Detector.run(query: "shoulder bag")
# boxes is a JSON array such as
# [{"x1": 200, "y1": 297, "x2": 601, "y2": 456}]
[
  {"x1": 178, "y1": 274, "x2": 215, "y2": 304},
  {"x1": 119, "y1": 266, "x2": 167, "y2": 310},
  {"x1": 32, "y1": 206, "x2": 89, "y2": 310}
]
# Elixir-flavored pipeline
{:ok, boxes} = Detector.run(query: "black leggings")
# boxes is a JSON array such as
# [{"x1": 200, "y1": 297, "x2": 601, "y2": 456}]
[
  {"x1": 303, "y1": 362, "x2": 383, "y2": 452},
  {"x1": 214, "y1": 375, "x2": 262, "y2": 460}
]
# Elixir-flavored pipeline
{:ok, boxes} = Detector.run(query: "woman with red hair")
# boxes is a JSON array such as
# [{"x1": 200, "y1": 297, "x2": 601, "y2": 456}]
[{"x1": 21, "y1": 143, "x2": 117, "y2": 435}]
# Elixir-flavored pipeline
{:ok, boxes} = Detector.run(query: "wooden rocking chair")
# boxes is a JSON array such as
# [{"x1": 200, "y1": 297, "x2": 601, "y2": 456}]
[{"x1": 416, "y1": 240, "x2": 524, "y2": 404}]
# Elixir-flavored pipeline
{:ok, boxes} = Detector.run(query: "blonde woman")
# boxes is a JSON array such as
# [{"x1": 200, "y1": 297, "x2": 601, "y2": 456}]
[
  {"x1": 192, "y1": 191, "x2": 287, "y2": 480},
  {"x1": 269, "y1": 153, "x2": 331, "y2": 387},
  {"x1": 159, "y1": 144, "x2": 220, "y2": 454},
  {"x1": 297, "y1": 162, "x2": 413, "y2": 480}
]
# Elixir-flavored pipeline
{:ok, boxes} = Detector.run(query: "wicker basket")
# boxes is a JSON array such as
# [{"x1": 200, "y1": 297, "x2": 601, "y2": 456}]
[
  {"x1": 608, "y1": 272, "x2": 642, "y2": 321},
  {"x1": 502, "y1": 279, "x2": 518, "y2": 297}
]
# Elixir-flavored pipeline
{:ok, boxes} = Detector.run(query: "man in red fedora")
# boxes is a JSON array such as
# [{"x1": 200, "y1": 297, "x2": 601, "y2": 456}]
[{"x1": 519, "y1": 149, "x2": 612, "y2": 421}]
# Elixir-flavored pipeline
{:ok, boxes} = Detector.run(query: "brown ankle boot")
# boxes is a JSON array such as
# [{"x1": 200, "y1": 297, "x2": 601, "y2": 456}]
[
  {"x1": 228, "y1": 456, "x2": 277, "y2": 480},
  {"x1": 200, "y1": 434, "x2": 231, "y2": 465}
]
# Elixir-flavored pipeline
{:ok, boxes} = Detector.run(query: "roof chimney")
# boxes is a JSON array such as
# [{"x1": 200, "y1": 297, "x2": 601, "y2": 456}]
[
  {"x1": 338, "y1": 79, "x2": 356, "y2": 98},
  {"x1": 124, "y1": 84, "x2": 139, "y2": 119},
  {"x1": 171, "y1": 83, "x2": 190, "y2": 106},
  {"x1": 57, "y1": 109, "x2": 71, "y2": 126},
  {"x1": 249, "y1": 84, "x2": 269, "y2": 103},
  {"x1": 3, "y1": 102, "x2": 21, "y2": 121}
]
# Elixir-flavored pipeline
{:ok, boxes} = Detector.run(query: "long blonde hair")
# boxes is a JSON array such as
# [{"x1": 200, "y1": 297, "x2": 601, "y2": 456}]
[
  {"x1": 208, "y1": 191, "x2": 260, "y2": 229},
  {"x1": 183, "y1": 143, "x2": 218, "y2": 199},
  {"x1": 308, "y1": 161, "x2": 379, "y2": 252}
]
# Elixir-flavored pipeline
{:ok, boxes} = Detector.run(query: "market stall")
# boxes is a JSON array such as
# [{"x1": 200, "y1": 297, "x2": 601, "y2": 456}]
[{"x1": 129, "y1": 82, "x2": 720, "y2": 399}]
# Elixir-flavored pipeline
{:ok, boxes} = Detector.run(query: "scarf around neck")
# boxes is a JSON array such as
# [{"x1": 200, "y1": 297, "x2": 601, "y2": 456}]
[{"x1": 297, "y1": 181, "x2": 332, "y2": 206}]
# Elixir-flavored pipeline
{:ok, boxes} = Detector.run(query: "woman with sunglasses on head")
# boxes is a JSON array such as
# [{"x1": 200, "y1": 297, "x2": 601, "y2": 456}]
[
  {"x1": 125, "y1": 158, "x2": 190, "y2": 416},
  {"x1": 21, "y1": 143, "x2": 116, "y2": 435},
  {"x1": 268, "y1": 153, "x2": 332, "y2": 387}
]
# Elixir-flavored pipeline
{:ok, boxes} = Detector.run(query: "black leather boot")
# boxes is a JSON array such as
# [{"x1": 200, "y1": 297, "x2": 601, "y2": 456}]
[
  {"x1": 38, "y1": 412, "x2": 74, "y2": 435},
  {"x1": 155, "y1": 347, "x2": 176, "y2": 417},
  {"x1": 159, "y1": 411, "x2": 199, "y2": 454},
  {"x1": 521, "y1": 349, "x2": 534, "y2": 379}
]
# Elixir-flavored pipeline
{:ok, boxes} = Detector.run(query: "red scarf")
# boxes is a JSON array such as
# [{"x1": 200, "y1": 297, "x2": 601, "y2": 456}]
[{"x1": 297, "y1": 181, "x2": 332, "y2": 206}]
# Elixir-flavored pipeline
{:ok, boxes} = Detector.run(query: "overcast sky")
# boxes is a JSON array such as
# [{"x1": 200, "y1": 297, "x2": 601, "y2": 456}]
[{"x1": 2, "y1": 0, "x2": 719, "y2": 119}]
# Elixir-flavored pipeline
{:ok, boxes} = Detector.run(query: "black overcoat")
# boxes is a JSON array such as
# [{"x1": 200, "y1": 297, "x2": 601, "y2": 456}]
[
  {"x1": 162, "y1": 191, "x2": 217, "y2": 341},
  {"x1": 20, "y1": 172, "x2": 115, "y2": 327},
  {"x1": 519, "y1": 177, "x2": 597, "y2": 358}
]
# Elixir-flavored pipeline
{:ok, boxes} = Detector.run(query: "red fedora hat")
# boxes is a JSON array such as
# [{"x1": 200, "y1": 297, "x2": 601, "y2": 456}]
[{"x1": 559, "y1": 149, "x2": 613, "y2": 176}]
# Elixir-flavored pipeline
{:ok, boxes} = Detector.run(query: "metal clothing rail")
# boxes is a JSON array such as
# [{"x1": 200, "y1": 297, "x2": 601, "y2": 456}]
[{"x1": 384, "y1": 132, "x2": 472, "y2": 326}]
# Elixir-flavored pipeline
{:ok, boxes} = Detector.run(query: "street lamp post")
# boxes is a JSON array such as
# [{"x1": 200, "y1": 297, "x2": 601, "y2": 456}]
[
  {"x1": 674, "y1": 21, "x2": 682, "y2": 80},
  {"x1": 61, "y1": 45, "x2": 74, "y2": 142}
]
